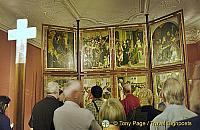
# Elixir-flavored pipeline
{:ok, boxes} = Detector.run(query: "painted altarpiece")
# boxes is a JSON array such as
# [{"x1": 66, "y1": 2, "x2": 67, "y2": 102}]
[
  {"x1": 114, "y1": 25, "x2": 147, "y2": 69},
  {"x1": 42, "y1": 10, "x2": 188, "y2": 109}
]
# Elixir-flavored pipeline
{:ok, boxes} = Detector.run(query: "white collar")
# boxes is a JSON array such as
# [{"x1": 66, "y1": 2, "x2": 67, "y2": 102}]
[
  {"x1": 165, "y1": 104, "x2": 185, "y2": 110},
  {"x1": 64, "y1": 101, "x2": 80, "y2": 108}
]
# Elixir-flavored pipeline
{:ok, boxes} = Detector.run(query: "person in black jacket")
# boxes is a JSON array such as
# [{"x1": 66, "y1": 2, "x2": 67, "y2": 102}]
[
  {"x1": 126, "y1": 88, "x2": 161, "y2": 130},
  {"x1": 29, "y1": 81, "x2": 60, "y2": 130},
  {"x1": 0, "y1": 96, "x2": 12, "y2": 130}
]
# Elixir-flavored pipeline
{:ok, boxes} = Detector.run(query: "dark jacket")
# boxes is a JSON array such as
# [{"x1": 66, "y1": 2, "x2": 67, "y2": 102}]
[
  {"x1": 168, "y1": 115, "x2": 200, "y2": 130},
  {"x1": 0, "y1": 112, "x2": 12, "y2": 130},
  {"x1": 126, "y1": 105, "x2": 162, "y2": 130},
  {"x1": 29, "y1": 96, "x2": 60, "y2": 130}
]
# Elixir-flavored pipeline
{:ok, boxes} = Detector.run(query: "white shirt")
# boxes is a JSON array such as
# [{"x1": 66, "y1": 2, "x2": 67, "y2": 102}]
[
  {"x1": 150, "y1": 104, "x2": 197, "y2": 130},
  {"x1": 54, "y1": 101, "x2": 101, "y2": 130}
]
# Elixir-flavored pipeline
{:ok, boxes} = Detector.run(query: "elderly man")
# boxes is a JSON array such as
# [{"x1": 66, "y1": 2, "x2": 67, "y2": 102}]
[
  {"x1": 150, "y1": 78, "x2": 197, "y2": 130},
  {"x1": 168, "y1": 63, "x2": 200, "y2": 130},
  {"x1": 29, "y1": 82, "x2": 60, "y2": 130},
  {"x1": 53, "y1": 80, "x2": 101, "y2": 130},
  {"x1": 121, "y1": 84, "x2": 140, "y2": 116}
]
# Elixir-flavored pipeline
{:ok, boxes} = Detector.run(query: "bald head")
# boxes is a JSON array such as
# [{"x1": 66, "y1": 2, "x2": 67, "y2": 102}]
[{"x1": 123, "y1": 84, "x2": 132, "y2": 94}]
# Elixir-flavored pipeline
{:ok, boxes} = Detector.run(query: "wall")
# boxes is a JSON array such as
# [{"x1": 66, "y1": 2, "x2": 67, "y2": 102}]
[
  {"x1": 0, "y1": 30, "x2": 43, "y2": 130},
  {"x1": 187, "y1": 41, "x2": 200, "y2": 78}
]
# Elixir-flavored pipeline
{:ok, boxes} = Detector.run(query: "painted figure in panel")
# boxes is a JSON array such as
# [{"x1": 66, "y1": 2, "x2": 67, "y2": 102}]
[
  {"x1": 47, "y1": 30, "x2": 74, "y2": 69},
  {"x1": 152, "y1": 22, "x2": 181, "y2": 66},
  {"x1": 82, "y1": 31, "x2": 110, "y2": 70},
  {"x1": 115, "y1": 28, "x2": 145, "y2": 68}
]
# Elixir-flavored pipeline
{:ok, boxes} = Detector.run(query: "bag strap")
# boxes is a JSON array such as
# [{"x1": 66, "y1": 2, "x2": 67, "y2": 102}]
[{"x1": 92, "y1": 100, "x2": 99, "y2": 113}]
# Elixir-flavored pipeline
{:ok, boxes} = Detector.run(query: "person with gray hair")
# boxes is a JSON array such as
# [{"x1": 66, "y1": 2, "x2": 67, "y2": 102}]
[
  {"x1": 53, "y1": 80, "x2": 101, "y2": 130},
  {"x1": 121, "y1": 84, "x2": 140, "y2": 116},
  {"x1": 168, "y1": 63, "x2": 200, "y2": 130},
  {"x1": 29, "y1": 81, "x2": 60, "y2": 130},
  {"x1": 150, "y1": 78, "x2": 197, "y2": 130}
]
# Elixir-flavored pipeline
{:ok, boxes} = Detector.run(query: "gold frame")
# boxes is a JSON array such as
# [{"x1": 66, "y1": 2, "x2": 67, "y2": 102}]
[
  {"x1": 43, "y1": 25, "x2": 77, "y2": 72},
  {"x1": 150, "y1": 12, "x2": 184, "y2": 68},
  {"x1": 80, "y1": 28, "x2": 112, "y2": 72},
  {"x1": 113, "y1": 24, "x2": 148, "y2": 70}
]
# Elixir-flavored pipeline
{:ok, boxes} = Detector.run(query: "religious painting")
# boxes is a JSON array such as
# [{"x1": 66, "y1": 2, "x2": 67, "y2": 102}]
[
  {"x1": 116, "y1": 74, "x2": 147, "y2": 100},
  {"x1": 151, "y1": 13, "x2": 184, "y2": 67},
  {"x1": 114, "y1": 25, "x2": 147, "y2": 69},
  {"x1": 153, "y1": 69, "x2": 185, "y2": 110},
  {"x1": 44, "y1": 26, "x2": 76, "y2": 71},
  {"x1": 81, "y1": 29, "x2": 111, "y2": 71},
  {"x1": 43, "y1": 75, "x2": 77, "y2": 96},
  {"x1": 82, "y1": 76, "x2": 112, "y2": 107}
]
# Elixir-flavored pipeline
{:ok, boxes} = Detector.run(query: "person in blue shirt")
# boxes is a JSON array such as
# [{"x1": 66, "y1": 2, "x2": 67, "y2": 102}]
[
  {"x1": 0, "y1": 96, "x2": 12, "y2": 130},
  {"x1": 168, "y1": 63, "x2": 200, "y2": 130}
]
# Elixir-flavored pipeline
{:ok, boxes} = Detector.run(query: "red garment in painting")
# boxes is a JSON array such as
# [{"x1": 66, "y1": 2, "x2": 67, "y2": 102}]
[{"x1": 121, "y1": 94, "x2": 140, "y2": 115}]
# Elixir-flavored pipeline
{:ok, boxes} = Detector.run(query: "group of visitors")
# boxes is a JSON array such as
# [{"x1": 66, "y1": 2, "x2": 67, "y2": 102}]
[{"x1": 0, "y1": 63, "x2": 200, "y2": 130}]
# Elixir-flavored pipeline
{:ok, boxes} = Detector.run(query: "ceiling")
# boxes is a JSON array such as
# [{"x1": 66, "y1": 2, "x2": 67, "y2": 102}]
[{"x1": 0, "y1": 0, "x2": 200, "y2": 47}]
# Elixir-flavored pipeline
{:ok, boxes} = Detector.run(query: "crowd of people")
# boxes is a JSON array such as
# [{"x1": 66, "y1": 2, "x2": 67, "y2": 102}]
[{"x1": 0, "y1": 63, "x2": 200, "y2": 130}]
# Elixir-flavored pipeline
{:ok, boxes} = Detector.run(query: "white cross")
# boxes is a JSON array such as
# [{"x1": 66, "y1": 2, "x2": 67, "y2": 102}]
[{"x1": 8, "y1": 19, "x2": 36, "y2": 63}]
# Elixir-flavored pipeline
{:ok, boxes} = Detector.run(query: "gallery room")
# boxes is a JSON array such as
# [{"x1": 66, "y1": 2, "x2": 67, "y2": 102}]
[{"x1": 0, "y1": 0, "x2": 200, "y2": 130}]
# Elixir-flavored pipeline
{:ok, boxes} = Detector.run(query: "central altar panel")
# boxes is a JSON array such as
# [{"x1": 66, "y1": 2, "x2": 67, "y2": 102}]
[
  {"x1": 114, "y1": 25, "x2": 147, "y2": 69},
  {"x1": 80, "y1": 28, "x2": 111, "y2": 72}
]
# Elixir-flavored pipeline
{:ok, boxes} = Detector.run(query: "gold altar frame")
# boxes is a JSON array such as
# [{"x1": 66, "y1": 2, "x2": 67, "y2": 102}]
[
  {"x1": 113, "y1": 24, "x2": 148, "y2": 70},
  {"x1": 80, "y1": 28, "x2": 112, "y2": 72},
  {"x1": 150, "y1": 11, "x2": 185, "y2": 68},
  {"x1": 43, "y1": 25, "x2": 77, "y2": 72}
]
